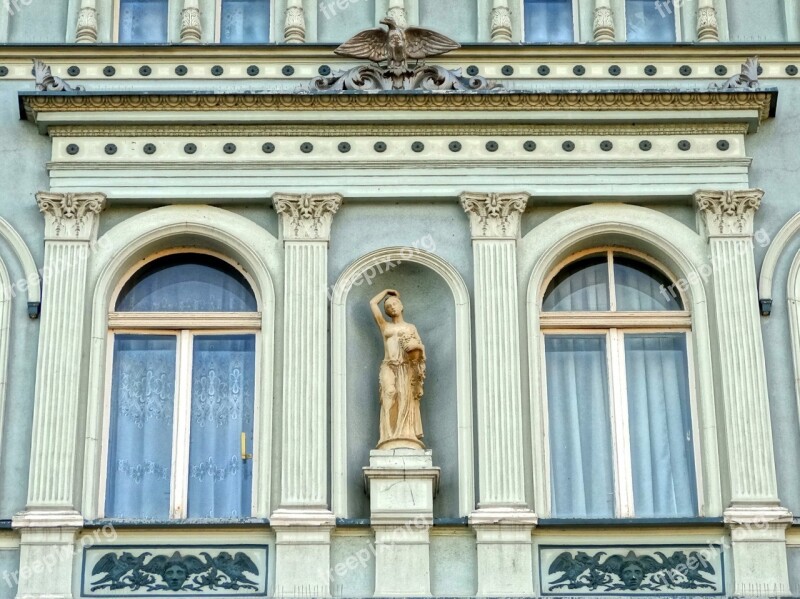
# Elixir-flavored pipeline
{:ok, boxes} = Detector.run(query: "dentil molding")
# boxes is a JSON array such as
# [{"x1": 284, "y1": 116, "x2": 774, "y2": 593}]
[
  {"x1": 36, "y1": 191, "x2": 107, "y2": 240},
  {"x1": 695, "y1": 189, "x2": 764, "y2": 236},
  {"x1": 461, "y1": 192, "x2": 530, "y2": 239},
  {"x1": 272, "y1": 193, "x2": 342, "y2": 241}
]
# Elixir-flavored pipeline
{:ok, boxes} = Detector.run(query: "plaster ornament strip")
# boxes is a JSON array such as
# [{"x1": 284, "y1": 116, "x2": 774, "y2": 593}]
[
  {"x1": 47, "y1": 123, "x2": 751, "y2": 138},
  {"x1": 273, "y1": 193, "x2": 342, "y2": 241},
  {"x1": 309, "y1": 64, "x2": 501, "y2": 91},
  {"x1": 20, "y1": 91, "x2": 777, "y2": 123},
  {"x1": 461, "y1": 192, "x2": 529, "y2": 239},
  {"x1": 695, "y1": 189, "x2": 763, "y2": 236},
  {"x1": 36, "y1": 191, "x2": 107, "y2": 240}
]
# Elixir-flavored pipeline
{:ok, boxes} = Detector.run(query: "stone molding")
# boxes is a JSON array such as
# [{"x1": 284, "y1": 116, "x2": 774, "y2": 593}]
[
  {"x1": 273, "y1": 193, "x2": 342, "y2": 242},
  {"x1": 36, "y1": 191, "x2": 106, "y2": 241},
  {"x1": 695, "y1": 188, "x2": 764, "y2": 236},
  {"x1": 461, "y1": 192, "x2": 529, "y2": 239}
]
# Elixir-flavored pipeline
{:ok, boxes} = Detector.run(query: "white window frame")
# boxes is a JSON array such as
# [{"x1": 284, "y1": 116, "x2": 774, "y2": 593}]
[
  {"x1": 539, "y1": 247, "x2": 703, "y2": 518},
  {"x1": 518, "y1": 0, "x2": 580, "y2": 43},
  {"x1": 620, "y1": 0, "x2": 682, "y2": 42},
  {"x1": 98, "y1": 248, "x2": 262, "y2": 520},
  {"x1": 112, "y1": 0, "x2": 173, "y2": 43},
  {"x1": 215, "y1": 0, "x2": 275, "y2": 43}
]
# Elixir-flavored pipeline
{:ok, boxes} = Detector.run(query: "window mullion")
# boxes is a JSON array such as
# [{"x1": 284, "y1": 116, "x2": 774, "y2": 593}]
[
  {"x1": 608, "y1": 250, "x2": 617, "y2": 311},
  {"x1": 171, "y1": 330, "x2": 194, "y2": 519},
  {"x1": 608, "y1": 328, "x2": 635, "y2": 517}
]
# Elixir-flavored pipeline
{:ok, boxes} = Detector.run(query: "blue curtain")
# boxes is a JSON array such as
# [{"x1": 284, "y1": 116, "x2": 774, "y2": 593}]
[
  {"x1": 187, "y1": 335, "x2": 256, "y2": 518},
  {"x1": 118, "y1": 0, "x2": 169, "y2": 43},
  {"x1": 626, "y1": 0, "x2": 676, "y2": 42},
  {"x1": 625, "y1": 334, "x2": 697, "y2": 517},
  {"x1": 524, "y1": 0, "x2": 574, "y2": 43},
  {"x1": 543, "y1": 255, "x2": 609, "y2": 311},
  {"x1": 546, "y1": 335, "x2": 615, "y2": 518},
  {"x1": 106, "y1": 335, "x2": 176, "y2": 519},
  {"x1": 221, "y1": 0, "x2": 270, "y2": 43},
  {"x1": 614, "y1": 256, "x2": 683, "y2": 311},
  {"x1": 116, "y1": 254, "x2": 257, "y2": 312}
]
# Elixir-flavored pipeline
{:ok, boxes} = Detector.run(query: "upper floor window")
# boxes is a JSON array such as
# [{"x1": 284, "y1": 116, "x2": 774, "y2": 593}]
[
  {"x1": 117, "y1": 0, "x2": 169, "y2": 43},
  {"x1": 541, "y1": 250, "x2": 698, "y2": 519},
  {"x1": 218, "y1": 0, "x2": 270, "y2": 43},
  {"x1": 524, "y1": 0, "x2": 575, "y2": 43},
  {"x1": 625, "y1": 0, "x2": 677, "y2": 41},
  {"x1": 103, "y1": 252, "x2": 260, "y2": 520}
]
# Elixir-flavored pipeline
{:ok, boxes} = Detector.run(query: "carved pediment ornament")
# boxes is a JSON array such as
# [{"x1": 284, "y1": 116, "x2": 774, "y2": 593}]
[
  {"x1": 32, "y1": 59, "x2": 84, "y2": 92},
  {"x1": 273, "y1": 193, "x2": 343, "y2": 241},
  {"x1": 695, "y1": 189, "x2": 764, "y2": 236},
  {"x1": 309, "y1": 18, "x2": 501, "y2": 92},
  {"x1": 711, "y1": 56, "x2": 760, "y2": 91},
  {"x1": 36, "y1": 192, "x2": 107, "y2": 240},
  {"x1": 461, "y1": 192, "x2": 530, "y2": 239}
]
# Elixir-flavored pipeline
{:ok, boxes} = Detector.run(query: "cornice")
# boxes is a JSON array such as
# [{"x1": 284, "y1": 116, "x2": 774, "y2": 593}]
[{"x1": 19, "y1": 89, "x2": 777, "y2": 124}]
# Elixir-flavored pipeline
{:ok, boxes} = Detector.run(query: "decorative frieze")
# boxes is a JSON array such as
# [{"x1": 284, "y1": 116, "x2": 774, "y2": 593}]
[
  {"x1": 697, "y1": 0, "x2": 720, "y2": 42},
  {"x1": 593, "y1": 0, "x2": 615, "y2": 42},
  {"x1": 491, "y1": 0, "x2": 512, "y2": 43},
  {"x1": 273, "y1": 193, "x2": 341, "y2": 241},
  {"x1": 540, "y1": 545, "x2": 725, "y2": 595},
  {"x1": 75, "y1": 0, "x2": 98, "y2": 43},
  {"x1": 82, "y1": 546, "x2": 268, "y2": 597},
  {"x1": 695, "y1": 189, "x2": 762, "y2": 236},
  {"x1": 180, "y1": 0, "x2": 202, "y2": 44},
  {"x1": 37, "y1": 192, "x2": 106, "y2": 240},
  {"x1": 284, "y1": 0, "x2": 306, "y2": 44}
]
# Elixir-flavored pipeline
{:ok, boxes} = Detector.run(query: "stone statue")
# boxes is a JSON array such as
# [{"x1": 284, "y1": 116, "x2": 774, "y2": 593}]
[{"x1": 370, "y1": 289, "x2": 426, "y2": 450}]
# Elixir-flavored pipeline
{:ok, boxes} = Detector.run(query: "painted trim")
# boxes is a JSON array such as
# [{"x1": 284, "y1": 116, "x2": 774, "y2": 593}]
[
  {"x1": 522, "y1": 203, "x2": 722, "y2": 518},
  {"x1": 330, "y1": 246, "x2": 475, "y2": 517},
  {"x1": 81, "y1": 205, "x2": 280, "y2": 520},
  {"x1": 759, "y1": 211, "x2": 800, "y2": 303},
  {"x1": 0, "y1": 216, "x2": 41, "y2": 306}
]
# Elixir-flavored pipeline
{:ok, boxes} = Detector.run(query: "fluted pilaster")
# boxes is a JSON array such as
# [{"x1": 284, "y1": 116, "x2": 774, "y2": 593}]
[
  {"x1": 284, "y1": 0, "x2": 306, "y2": 43},
  {"x1": 75, "y1": 0, "x2": 98, "y2": 43},
  {"x1": 593, "y1": 0, "x2": 615, "y2": 42},
  {"x1": 491, "y1": 0, "x2": 512, "y2": 42},
  {"x1": 180, "y1": 0, "x2": 202, "y2": 43},
  {"x1": 25, "y1": 192, "x2": 106, "y2": 508}
]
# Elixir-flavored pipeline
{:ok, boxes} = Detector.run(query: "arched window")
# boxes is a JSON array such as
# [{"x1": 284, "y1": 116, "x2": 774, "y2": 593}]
[
  {"x1": 541, "y1": 249, "x2": 698, "y2": 519},
  {"x1": 625, "y1": 0, "x2": 677, "y2": 41},
  {"x1": 103, "y1": 251, "x2": 260, "y2": 520},
  {"x1": 117, "y1": 0, "x2": 169, "y2": 43},
  {"x1": 523, "y1": 0, "x2": 575, "y2": 43},
  {"x1": 218, "y1": 0, "x2": 271, "y2": 43}
]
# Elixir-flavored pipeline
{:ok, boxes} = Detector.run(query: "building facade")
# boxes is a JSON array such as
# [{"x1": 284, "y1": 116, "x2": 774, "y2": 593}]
[{"x1": 1, "y1": 0, "x2": 800, "y2": 597}]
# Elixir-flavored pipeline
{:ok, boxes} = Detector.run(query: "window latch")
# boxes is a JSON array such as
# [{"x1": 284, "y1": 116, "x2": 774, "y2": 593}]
[{"x1": 241, "y1": 432, "x2": 253, "y2": 461}]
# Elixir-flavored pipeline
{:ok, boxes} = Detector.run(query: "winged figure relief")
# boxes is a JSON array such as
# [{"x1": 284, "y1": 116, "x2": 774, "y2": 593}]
[
  {"x1": 334, "y1": 17, "x2": 460, "y2": 75},
  {"x1": 90, "y1": 552, "x2": 152, "y2": 590}
]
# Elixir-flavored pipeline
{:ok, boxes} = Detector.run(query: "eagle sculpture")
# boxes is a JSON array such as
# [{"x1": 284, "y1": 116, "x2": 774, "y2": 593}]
[{"x1": 335, "y1": 17, "x2": 460, "y2": 75}]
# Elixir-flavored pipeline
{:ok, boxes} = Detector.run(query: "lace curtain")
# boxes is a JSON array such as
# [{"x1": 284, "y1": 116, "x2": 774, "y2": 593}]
[
  {"x1": 221, "y1": 0, "x2": 270, "y2": 43},
  {"x1": 106, "y1": 335, "x2": 176, "y2": 519},
  {"x1": 118, "y1": 0, "x2": 169, "y2": 43},
  {"x1": 524, "y1": 0, "x2": 574, "y2": 43}
]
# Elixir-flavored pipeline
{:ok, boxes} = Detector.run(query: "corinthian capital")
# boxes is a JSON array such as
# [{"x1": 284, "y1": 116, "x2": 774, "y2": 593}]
[
  {"x1": 273, "y1": 193, "x2": 343, "y2": 241},
  {"x1": 460, "y1": 192, "x2": 530, "y2": 239},
  {"x1": 695, "y1": 189, "x2": 764, "y2": 237},
  {"x1": 36, "y1": 192, "x2": 107, "y2": 241}
]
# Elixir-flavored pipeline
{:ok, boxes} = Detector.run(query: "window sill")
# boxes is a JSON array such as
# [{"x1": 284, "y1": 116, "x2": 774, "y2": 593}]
[
  {"x1": 85, "y1": 517, "x2": 270, "y2": 529},
  {"x1": 538, "y1": 517, "x2": 723, "y2": 527}
]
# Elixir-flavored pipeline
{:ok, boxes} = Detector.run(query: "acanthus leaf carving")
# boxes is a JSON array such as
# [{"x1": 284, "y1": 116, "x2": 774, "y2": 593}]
[
  {"x1": 273, "y1": 193, "x2": 342, "y2": 241},
  {"x1": 36, "y1": 191, "x2": 107, "y2": 240},
  {"x1": 460, "y1": 192, "x2": 530, "y2": 239},
  {"x1": 695, "y1": 189, "x2": 764, "y2": 236}
]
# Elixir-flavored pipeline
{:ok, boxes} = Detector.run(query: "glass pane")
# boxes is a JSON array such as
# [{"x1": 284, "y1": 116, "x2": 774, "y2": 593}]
[
  {"x1": 524, "y1": 0, "x2": 574, "y2": 43},
  {"x1": 419, "y1": 0, "x2": 478, "y2": 42},
  {"x1": 626, "y1": 0, "x2": 676, "y2": 42},
  {"x1": 545, "y1": 335, "x2": 615, "y2": 518},
  {"x1": 614, "y1": 256, "x2": 683, "y2": 311},
  {"x1": 625, "y1": 334, "x2": 698, "y2": 517},
  {"x1": 543, "y1": 255, "x2": 610, "y2": 311},
  {"x1": 106, "y1": 335, "x2": 176, "y2": 519},
  {"x1": 187, "y1": 335, "x2": 256, "y2": 518},
  {"x1": 221, "y1": 0, "x2": 270, "y2": 43},
  {"x1": 116, "y1": 254, "x2": 258, "y2": 312},
  {"x1": 118, "y1": 0, "x2": 168, "y2": 43}
]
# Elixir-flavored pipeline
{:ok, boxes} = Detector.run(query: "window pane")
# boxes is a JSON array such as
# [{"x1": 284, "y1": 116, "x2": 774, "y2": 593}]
[
  {"x1": 106, "y1": 335, "x2": 176, "y2": 519},
  {"x1": 116, "y1": 254, "x2": 258, "y2": 312},
  {"x1": 119, "y1": 0, "x2": 168, "y2": 43},
  {"x1": 625, "y1": 334, "x2": 698, "y2": 517},
  {"x1": 419, "y1": 0, "x2": 477, "y2": 42},
  {"x1": 524, "y1": 0, "x2": 574, "y2": 43},
  {"x1": 187, "y1": 335, "x2": 256, "y2": 518},
  {"x1": 545, "y1": 335, "x2": 615, "y2": 518},
  {"x1": 614, "y1": 256, "x2": 683, "y2": 311},
  {"x1": 543, "y1": 255, "x2": 610, "y2": 311},
  {"x1": 221, "y1": 0, "x2": 270, "y2": 43},
  {"x1": 626, "y1": 0, "x2": 676, "y2": 42}
]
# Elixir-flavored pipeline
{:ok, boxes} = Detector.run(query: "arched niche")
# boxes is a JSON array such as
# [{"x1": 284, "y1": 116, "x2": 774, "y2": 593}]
[{"x1": 331, "y1": 247, "x2": 474, "y2": 518}]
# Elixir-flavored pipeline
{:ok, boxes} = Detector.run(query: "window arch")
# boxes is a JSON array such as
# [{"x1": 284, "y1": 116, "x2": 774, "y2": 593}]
[
  {"x1": 540, "y1": 248, "x2": 699, "y2": 519},
  {"x1": 102, "y1": 250, "x2": 261, "y2": 520}
]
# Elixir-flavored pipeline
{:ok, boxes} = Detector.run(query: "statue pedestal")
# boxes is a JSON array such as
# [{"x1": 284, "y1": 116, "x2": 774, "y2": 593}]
[{"x1": 363, "y1": 448, "x2": 440, "y2": 597}]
